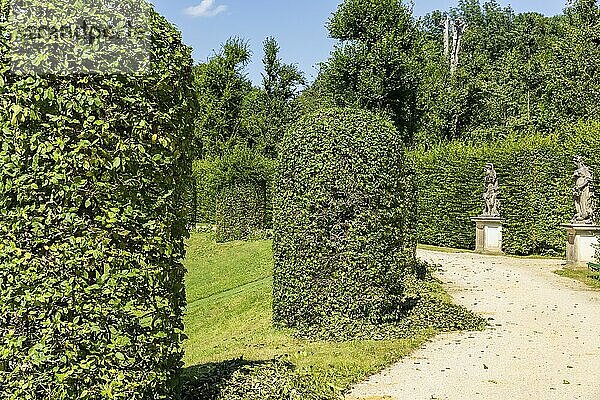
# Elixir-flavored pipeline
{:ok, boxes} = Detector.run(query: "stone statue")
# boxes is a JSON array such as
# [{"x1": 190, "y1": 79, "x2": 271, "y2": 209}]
[
  {"x1": 572, "y1": 155, "x2": 595, "y2": 224},
  {"x1": 482, "y1": 163, "x2": 500, "y2": 217}
]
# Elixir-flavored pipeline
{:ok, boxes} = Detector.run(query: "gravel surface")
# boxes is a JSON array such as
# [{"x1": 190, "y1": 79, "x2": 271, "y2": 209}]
[{"x1": 348, "y1": 250, "x2": 600, "y2": 400}]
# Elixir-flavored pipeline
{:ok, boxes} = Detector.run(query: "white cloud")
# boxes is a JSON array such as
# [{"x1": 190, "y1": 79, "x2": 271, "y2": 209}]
[{"x1": 184, "y1": 0, "x2": 228, "y2": 18}]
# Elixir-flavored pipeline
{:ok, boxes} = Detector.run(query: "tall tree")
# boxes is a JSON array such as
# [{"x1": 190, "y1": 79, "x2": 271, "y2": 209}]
[
  {"x1": 417, "y1": 1, "x2": 568, "y2": 143},
  {"x1": 193, "y1": 38, "x2": 253, "y2": 158},
  {"x1": 310, "y1": 0, "x2": 423, "y2": 145},
  {"x1": 262, "y1": 37, "x2": 305, "y2": 103},
  {"x1": 242, "y1": 37, "x2": 305, "y2": 158},
  {"x1": 542, "y1": 0, "x2": 600, "y2": 127},
  {"x1": 565, "y1": 0, "x2": 600, "y2": 26}
]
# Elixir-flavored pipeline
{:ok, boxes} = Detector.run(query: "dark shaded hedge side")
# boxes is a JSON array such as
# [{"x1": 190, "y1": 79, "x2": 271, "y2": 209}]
[
  {"x1": 199, "y1": 147, "x2": 273, "y2": 242},
  {"x1": 411, "y1": 123, "x2": 600, "y2": 256},
  {"x1": 215, "y1": 182, "x2": 266, "y2": 242},
  {"x1": 192, "y1": 159, "x2": 218, "y2": 224},
  {"x1": 273, "y1": 108, "x2": 419, "y2": 334},
  {"x1": 0, "y1": 3, "x2": 196, "y2": 400}
]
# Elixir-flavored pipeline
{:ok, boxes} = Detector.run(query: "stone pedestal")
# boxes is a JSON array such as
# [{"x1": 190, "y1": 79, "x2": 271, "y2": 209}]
[
  {"x1": 560, "y1": 224, "x2": 600, "y2": 269},
  {"x1": 471, "y1": 217, "x2": 504, "y2": 255}
]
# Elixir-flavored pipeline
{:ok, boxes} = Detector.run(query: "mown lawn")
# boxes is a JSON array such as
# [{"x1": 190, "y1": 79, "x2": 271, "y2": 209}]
[{"x1": 182, "y1": 232, "x2": 436, "y2": 392}]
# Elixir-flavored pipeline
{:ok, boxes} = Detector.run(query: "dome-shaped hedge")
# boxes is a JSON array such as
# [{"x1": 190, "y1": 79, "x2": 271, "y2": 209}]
[
  {"x1": 0, "y1": 2, "x2": 195, "y2": 398},
  {"x1": 272, "y1": 108, "x2": 418, "y2": 336}
]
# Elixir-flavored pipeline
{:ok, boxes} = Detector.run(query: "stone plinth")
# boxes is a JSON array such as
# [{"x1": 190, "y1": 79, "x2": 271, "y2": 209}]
[
  {"x1": 560, "y1": 224, "x2": 600, "y2": 269},
  {"x1": 471, "y1": 217, "x2": 504, "y2": 255}
]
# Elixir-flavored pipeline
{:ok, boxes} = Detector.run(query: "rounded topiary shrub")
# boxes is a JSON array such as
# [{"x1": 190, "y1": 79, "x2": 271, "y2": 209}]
[
  {"x1": 0, "y1": 2, "x2": 195, "y2": 399},
  {"x1": 273, "y1": 108, "x2": 418, "y2": 335},
  {"x1": 213, "y1": 146, "x2": 273, "y2": 242}
]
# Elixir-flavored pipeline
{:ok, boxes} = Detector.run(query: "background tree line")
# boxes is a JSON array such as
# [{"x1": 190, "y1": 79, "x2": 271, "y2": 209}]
[
  {"x1": 194, "y1": 37, "x2": 305, "y2": 160},
  {"x1": 192, "y1": 0, "x2": 600, "y2": 234},
  {"x1": 417, "y1": 0, "x2": 600, "y2": 145},
  {"x1": 195, "y1": 0, "x2": 600, "y2": 152}
]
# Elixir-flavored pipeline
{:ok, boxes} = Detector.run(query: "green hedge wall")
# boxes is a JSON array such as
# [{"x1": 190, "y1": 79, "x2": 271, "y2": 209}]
[
  {"x1": 195, "y1": 147, "x2": 273, "y2": 241},
  {"x1": 273, "y1": 108, "x2": 418, "y2": 334},
  {"x1": 192, "y1": 158, "x2": 218, "y2": 224},
  {"x1": 191, "y1": 157, "x2": 271, "y2": 228},
  {"x1": 0, "y1": 2, "x2": 196, "y2": 399},
  {"x1": 412, "y1": 122, "x2": 600, "y2": 256},
  {"x1": 215, "y1": 182, "x2": 267, "y2": 242}
]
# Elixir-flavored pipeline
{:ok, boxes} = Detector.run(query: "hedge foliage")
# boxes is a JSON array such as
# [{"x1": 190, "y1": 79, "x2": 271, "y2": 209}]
[
  {"x1": 295, "y1": 266, "x2": 487, "y2": 342},
  {"x1": 193, "y1": 147, "x2": 274, "y2": 242},
  {"x1": 0, "y1": 2, "x2": 196, "y2": 399},
  {"x1": 182, "y1": 359, "x2": 341, "y2": 400},
  {"x1": 215, "y1": 182, "x2": 267, "y2": 242},
  {"x1": 192, "y1": 159, "x2": 218, "y2": 224},
  {"x1": 273, "y1": 108, "x2": 420, "y2": 336},
  {"x1": 411, "y1": 122, "x2": 600, "y2": 256}
]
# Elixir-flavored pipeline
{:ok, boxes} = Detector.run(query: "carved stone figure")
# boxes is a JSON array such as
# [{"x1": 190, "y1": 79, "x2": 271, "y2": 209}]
[
  {"x1": 482, "y1": 163, "x2": 500, "y2": 217},
  {"x1": 572, "y1": 155, "x2": 595, "y2": 224}
]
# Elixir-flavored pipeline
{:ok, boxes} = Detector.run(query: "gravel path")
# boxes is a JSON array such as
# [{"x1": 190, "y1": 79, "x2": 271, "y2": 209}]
[{"x1": 348, "y1": 250, "x2": 600, "y2": 400}]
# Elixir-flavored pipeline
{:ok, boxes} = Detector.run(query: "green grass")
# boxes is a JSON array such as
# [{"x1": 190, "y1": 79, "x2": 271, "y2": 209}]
[
  {"x1": 554, "y1": 268, "x2": 600, "y2": 290},
  {"x1": 185, "y1": 233, "x2": 274, "y2": 303},
  {"x1": 183, "y1": 233, "x2": 437, "y2": 392}
]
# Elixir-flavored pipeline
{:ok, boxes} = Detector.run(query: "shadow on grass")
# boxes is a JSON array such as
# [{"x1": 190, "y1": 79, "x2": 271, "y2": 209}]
[
  {"x1": 180, "y1": 357, "x2": 340, "y2": 400},
  {"x1": 181, "y1": 358, "x2": 272, "y2": 400}
]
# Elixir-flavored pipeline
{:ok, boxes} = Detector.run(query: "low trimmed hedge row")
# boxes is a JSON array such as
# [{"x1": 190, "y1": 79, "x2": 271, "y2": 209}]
[{"x1": 411, "y1": 122, "x2": 600, "y2": 256}]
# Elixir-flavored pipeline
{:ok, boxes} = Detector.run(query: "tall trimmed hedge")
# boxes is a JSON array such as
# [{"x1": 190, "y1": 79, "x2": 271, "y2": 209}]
[
  {"x1": 215, "y1": 182, "x2": 267, "y2": 242},
  {"x1": 195, "y1": 147, "x2": 273, "y2": 242},
  {"x1": 412, "y1": 122, "x2": 600, "y2": 256},
  {"x1": 273, "y1": 108, "x2": 418, "y2": 333},
  {"x1": 213, "y1": 147, "x2": 273, "y2": 242},
  {"x1": 192, "y1": 159, "x2": 218, "y2": 224},
  {"x1": 0, "y1": 3, "x2": 196, "y2": 399}
]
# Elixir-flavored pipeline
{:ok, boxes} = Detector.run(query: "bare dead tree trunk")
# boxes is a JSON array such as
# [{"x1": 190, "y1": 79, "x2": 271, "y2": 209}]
[
  {"x1": 443, "y1": 17, "x2": 450, "y2": 59},
  {"x1": 450, "y1": 19, "x2": 457, "y2": 69},
  {"x1": 450, "y1": 18, "x2": 467, "y2": 75}
]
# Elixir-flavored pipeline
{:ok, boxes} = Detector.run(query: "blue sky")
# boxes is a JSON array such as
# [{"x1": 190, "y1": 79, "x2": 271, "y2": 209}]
[{"x1": 148, "y1": 1, "x2": 567, "y2": 84}]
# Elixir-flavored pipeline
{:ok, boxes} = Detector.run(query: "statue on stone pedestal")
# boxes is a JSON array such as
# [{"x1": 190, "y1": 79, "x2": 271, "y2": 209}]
[
  {"x1": 482, "y1": 163, "x2": 500, "y2": 217},
  {"x1": 572, "y1": 155, "x2": 595, "y2": 224}
]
